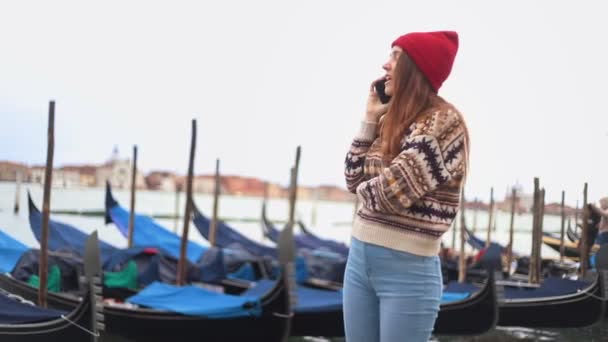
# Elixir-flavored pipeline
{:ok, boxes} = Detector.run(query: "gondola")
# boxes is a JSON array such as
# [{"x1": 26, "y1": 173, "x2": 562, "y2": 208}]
[
  {"x1": 261, "y1": 202, "x2": 349, "y2": 257},
  {"x1": 190, "y1": 198, "x2": 346, "y2": 284},
  {"x1": 542, "y1": 232, "x2": 583, "y2": 259},
  {"x1": 16, "y1": 187, "x2": 501, "y2": 337},
  {"x1": 2, "y1": 209, "x2": 294, "y2": 341},
  {"x1": 103, "y1": 183, "x2": 268, "y2": 284},
  {"x1": 27, "y1": 193, "x2": 233, "y2": 292},
  {"x1": 0, "y1": 229, "x2": 28, "y2": 274},
  {"x1": 105, "y1": 185, "x2": 348, "y2": 336},
  {"x1": 438, "y1": 224, "x2": 607, "y2": 327},
  {"x1": 202, "y1": 249, "x2": 501, "y2": 336},
  {"x1": 567, "y1": 223, "x2": 581, "y2": 242},
  {"x1": 0, "y1": 232, "x2": 102, "y2": 342},
  {"x1": 448, "y1": 225, "x2": 606, "y2": 328},
  {"x1": 541, "y1": 232, "x2": 599, "y2": 259},
  {"x1": 0, "y1": 248, "x2": 292, "y2": 342},
  {"x1": 193, "y1": 200, "x2": 499, "y2": 336},
  {"x1": 498, "y1": 270, "x2": 607, "y2": 327},
  {"x1": 102, "y1": 186, "x2": 208, "y2": 263},
  {"x1": 462, "y1": 225, "x2": 578, "y2": 277},
  {"x1": 433, "y1": 272, "x2": 499, "y2": 335},
  {"x1": 543, "y1": 204, "x2": 602, "y2": 258}
]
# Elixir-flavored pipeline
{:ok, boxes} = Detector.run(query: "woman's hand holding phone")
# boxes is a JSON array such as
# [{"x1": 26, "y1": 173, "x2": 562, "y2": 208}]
[{"x1": 366, "y1": 77, "x2": 390, "y2": 123}]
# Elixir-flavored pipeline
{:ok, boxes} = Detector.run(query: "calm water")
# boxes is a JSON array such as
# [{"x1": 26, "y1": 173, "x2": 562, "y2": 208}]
[{"x1": 0, "y1": 182, "x2": 605, "y2": 341}]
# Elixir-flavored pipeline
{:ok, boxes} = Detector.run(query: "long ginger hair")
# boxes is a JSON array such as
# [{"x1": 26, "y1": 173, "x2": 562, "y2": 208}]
[{"x1": 380, "y1": 53, "x2": 470, "y2": 179}]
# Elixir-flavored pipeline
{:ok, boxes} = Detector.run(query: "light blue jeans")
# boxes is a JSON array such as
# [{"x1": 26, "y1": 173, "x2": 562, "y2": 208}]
[{"x1": 343, "y1": 237, "x2": 442, "y2": 342}]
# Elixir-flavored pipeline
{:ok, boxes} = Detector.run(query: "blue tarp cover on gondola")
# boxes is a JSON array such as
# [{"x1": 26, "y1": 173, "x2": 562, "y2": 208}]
[
  {"x1": 0, "y1": 229, "x2": 28, "y2": 273},
  {"x1": 126, "y1": 281, "x2": 262, "y2": 318},
  {"x1": 444, "y1": 280, "x2": 480, "y2": 293},
  {"x1": 193, "y1": 207, "x2": 276, "y2": 258},
  {"x1": 28, "y1": 196, "x2": 119, "y2": 263},
  {"x1": 242, "y1": 279, "x2": 343, "y2": 313},
  {"x1": 107, "y1": 199, "x2": 207, "y2": 263},
  {"x1": 241, "y1": 279, "x2": 470, "y2": 310},
  {"x1": 0, "y1": 292, "x2": 66, "y2": 324},
  {"x1": 441, "y1": 292, "x2": 470, "y2": 303},
  {"x1": 28, "y1": 194, "x2": 226, "y2": 285},
  {"x1": 302, "y1": 233, "x2": 350, "y2": 257},
  {"x1": 227, "y1": 262, "x2": 257, "y2": 281},
  {"x1": 464, "y1": 226, "x2": 505, "y2": 252},
  {"x1": 193, "y1": 206, "x2": 325, "y2": 283},
  {"x1": 264, "y1": 217, "x2": 349, "y2": 257},
  {"x1": 441, "y1": 281, "x2": 478, "y2": 303}
]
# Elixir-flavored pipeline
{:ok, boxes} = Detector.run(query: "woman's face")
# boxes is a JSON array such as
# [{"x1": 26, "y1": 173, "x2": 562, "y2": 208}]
[{"x1": 382, "y1": 46, "x2": 403, "y2": 96}]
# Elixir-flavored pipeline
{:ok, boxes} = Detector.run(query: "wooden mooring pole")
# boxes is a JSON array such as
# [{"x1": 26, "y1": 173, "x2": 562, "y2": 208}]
[
  {"x1": 311, "y1": 188, "x2": 319, "y2": 227},
  {"x1": 580, "y1": 183, "x2": 589, "y2": 276},
  {"x1": 529, "y1": 178, "x2": 540, "y2": 284},
  {"x1": 536, "y1": 188, "x2": 545, "y2": 282},
  {"x1": 39, "y1": 101, "x2": 55, "y2": 307},
  {"x1": 458, "y1": 190, "x2": 467, "y2": 283},
  {"x1": 176, "y1": 119, "x2": 196, "y2": 286},
  {"x1": 507, "y1": 187, "x2": 517, "y2": 275},
  {"x1": 574, "y1": 200, "x2": 579, "y2": 235},
  {"x1": 472, "y1": 202, "x2": 478, "y2": 234},
  {"x1": 13, "y1": 171, "x2": 21, "y2": 214},
  {"x1": 173, "y1": 187, "x2": 181, "y2": 234},
  {"x1": 559, "y1": 191, "x2": 566, "y2": 261},
  {"x1": 127, "y1": 145, "x2": 138, "y2": 248},
  {"x1": 486, "y1": 187, "x2": 494, "y2": 248},
  {"x1": 289, "y1": 146, "x2": 301, "y2": 225},
  {"x1": 209, "y1": 159, "x2": 221, "y2": 246}
]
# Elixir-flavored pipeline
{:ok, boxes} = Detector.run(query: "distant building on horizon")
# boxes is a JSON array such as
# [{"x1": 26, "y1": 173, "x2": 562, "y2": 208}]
[
  {"x1": 0, "y1": 161, "x2": 30, "y2": 182},
  {"x1": 495, "y1": 183, "x2": 531, "y2": 214},
  {"x1": 28, "y1": 149, "x2": 145, "y2": 190},
  {"x1": 0, "y1": 154, "x2": 354, "y2": 202}
]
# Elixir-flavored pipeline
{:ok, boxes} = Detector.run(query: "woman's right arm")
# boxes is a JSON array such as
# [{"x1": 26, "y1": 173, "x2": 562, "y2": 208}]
[
  {"x1": 344, "y1": 78, "x2": 389, "y2": 193},
  {"x1": 344, "y1": 120, "x2": 378, "y2": 193}
]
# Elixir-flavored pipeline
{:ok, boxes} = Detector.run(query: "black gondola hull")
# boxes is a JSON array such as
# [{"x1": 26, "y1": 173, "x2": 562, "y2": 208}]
[
  {"x1": 433, "y1": 272, "x2": 498, "y2": 335},
  {"x1": 0, "y1": 274, "x2": 289, "y2": 342},
  {"x1": 0, "y1": 270, "x2": 499, "y2": 338},
  {"x1": 498, "y1": 272, "x2": 607, "y2": 328},
  {"x1": 293, "y1": 271, "x2": 498, "y2": 337},
  {"x1": 0, "y1": 289, "x2": 94, "y2": 342},
  {"x1": 292, "y1": 309, "x2": 344, "y2": 337}
]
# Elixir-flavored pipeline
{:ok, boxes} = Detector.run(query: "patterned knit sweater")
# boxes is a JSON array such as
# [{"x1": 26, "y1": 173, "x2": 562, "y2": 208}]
[{"x1": 344, "y1": 103, "x2": 468, "y2": 257}]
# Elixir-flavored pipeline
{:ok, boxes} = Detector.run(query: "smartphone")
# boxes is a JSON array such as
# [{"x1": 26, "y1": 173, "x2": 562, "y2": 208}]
[{"x1": 374, "y1": 78, "x2": 391, "y2": 104}]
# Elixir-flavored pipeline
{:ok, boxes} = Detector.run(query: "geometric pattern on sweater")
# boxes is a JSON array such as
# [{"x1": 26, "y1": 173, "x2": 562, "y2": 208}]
[{"x1": 344, "y1": 104, "x2": 467, "y2": 247}]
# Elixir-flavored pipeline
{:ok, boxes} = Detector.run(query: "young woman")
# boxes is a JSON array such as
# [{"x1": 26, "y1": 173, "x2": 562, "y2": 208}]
[{"x1": 343, "y1": 31, "x2": 470, "y2": 341}]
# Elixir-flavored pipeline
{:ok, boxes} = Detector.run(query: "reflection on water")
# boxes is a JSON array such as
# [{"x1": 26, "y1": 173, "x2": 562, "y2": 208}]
[
  {"x1": 288, "y1": 322, "x2": 608, "y2": 341},
  {"x1": 435, "y1": 323, "x2": 608, "y2": 341}
]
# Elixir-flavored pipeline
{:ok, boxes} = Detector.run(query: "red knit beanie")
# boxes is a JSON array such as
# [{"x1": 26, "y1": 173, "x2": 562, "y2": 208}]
[{"x1": 391, "y1": 31, "x2": 459, "y2": 92}]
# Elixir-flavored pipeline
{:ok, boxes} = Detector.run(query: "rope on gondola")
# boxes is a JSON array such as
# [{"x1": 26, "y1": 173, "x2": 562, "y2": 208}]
[
  {"x1": 579, "y1": 271, "x2": 608, "y2": 301},
  {"x1": 272, "y1": 312, "x2": 294, "y2": 318},
  {"x1": 0, "y1": 288, "x2": 36, "y2": 306},
  {"x1": 60, "y1": 315, "x2": 100, "y2": 337},
  {"x1": 579, "y1": 291, "x2": 608, "y2": 301}
]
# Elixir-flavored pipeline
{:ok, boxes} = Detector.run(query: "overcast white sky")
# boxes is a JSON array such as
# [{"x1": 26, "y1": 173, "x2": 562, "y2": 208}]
[{"x1": 0, "y1": 0, "x2": 606, "y2": 205}]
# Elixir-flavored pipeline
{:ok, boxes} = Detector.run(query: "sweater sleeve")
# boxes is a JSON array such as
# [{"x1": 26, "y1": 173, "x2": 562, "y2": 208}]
[
  {"x1": 344, "y1": 120, "x2": 378, "y2": 194},
  {"x1": 357, "y1": 111, "x2": 467, "y2": 214}
]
